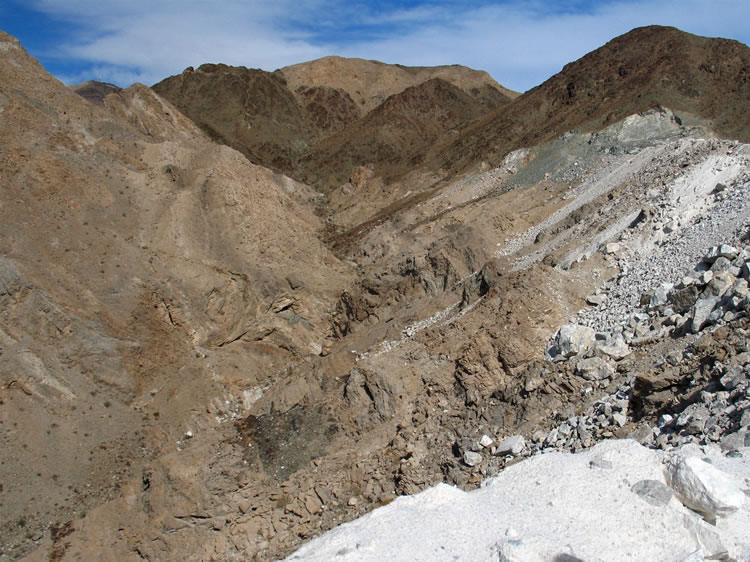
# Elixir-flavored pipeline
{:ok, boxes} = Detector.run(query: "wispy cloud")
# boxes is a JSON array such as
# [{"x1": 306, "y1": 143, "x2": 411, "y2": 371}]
[{"x1": 9, "y1": 0, "x2": 750, "y2": 91}]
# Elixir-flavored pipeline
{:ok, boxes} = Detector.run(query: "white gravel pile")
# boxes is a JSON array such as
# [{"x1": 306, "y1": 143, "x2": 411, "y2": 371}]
[{"x1": 575, "y1": 140, "x2": 750, "y2": 333}]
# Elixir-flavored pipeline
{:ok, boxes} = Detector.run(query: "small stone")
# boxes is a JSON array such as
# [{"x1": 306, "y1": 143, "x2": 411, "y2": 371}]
[
  {"x1": 238, "y1": 500, "x2": 251, "y2": 514},
  {"x1": 463, "y1": 451, "x2": 482, "y2": 467},
  {"x1": 348, "y1": 497, "x2": 359, "y2": 507},
  {"x1": 479, "y1": 434, "x2": 494, "y2": 449},
  {"x1": 667, "y1": 456, "x2": 745, "y2": 520},
  {"x1": 604, "y1": 242, "x2": 621, "y2": 254},
  {"x1": 612, "y1": 413, "x2": 627, "y2": 427},
  {"x1": 586, "y1": 294, "x2": 607, "y2": 306},
  {"x1": 628, "y1": 424, "x2": 654, "y2": 446},
  {"x1": 304, "y1": 493, "x2": 323, "y2": 515},
  {"x1": 589, "y1": 458, "x2": 613, "y2": 470},
  {"x1": 496, "y1": 435, "x2": 525, "y2": 456},
  {"x1": 658, "y1": 414, "x2": 674, "y2": 427}
]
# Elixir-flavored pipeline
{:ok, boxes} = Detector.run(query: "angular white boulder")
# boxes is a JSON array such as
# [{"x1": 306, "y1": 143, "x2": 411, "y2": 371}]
[{"x1": 667, "y1": 456, "x2": 745, "y2": 520}]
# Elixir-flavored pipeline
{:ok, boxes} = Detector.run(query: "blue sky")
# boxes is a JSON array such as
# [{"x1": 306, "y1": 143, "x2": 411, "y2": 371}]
[{"x1": 1, "y1": 0, "x2": 749, "y2": 92}]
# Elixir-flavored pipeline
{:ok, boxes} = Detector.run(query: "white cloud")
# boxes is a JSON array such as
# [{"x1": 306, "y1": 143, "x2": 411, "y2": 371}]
[{"x1": 22, "y1": 0, "x2": 750, "y2": 91}]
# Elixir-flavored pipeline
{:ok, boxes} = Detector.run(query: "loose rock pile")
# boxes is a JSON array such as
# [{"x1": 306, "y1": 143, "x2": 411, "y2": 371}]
[{"x1": 539, "y1": 244, "x2": 750, "y2": 459}]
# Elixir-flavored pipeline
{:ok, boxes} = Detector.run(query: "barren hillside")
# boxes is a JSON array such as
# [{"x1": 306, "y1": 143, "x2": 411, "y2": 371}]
[
  {"x1": 426, "y1": 25, "x2": 750, "y2": 176},
  {"x1": 152, "y1": 58, "x2": 514, "y2": 191},
  {"x1": 279, "y1": 55, "x2": 519, "y2": 113}
]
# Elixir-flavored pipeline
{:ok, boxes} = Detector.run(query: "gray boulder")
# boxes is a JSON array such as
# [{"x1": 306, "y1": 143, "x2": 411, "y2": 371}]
[
  {"x1": 551, "y1": 324, "x2": 595, "y2": 358},
  {"x1": 670, "y1": 285, "x2": 700, "y2": 315},
  {"x1": 576, "y1": 357, "x2": 615, "y2": 381},
  {"x1": 690, "y1": 296, "x2": 721, "y2": 333}
]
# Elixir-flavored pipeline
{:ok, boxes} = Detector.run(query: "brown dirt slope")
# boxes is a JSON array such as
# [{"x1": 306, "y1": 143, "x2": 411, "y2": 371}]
[
  {"x1": 0, "y1": 30, "x2": 351, "y2": 558},
  {"x1": 427, "y1": 25, "x2": 750, "y2": 175}
]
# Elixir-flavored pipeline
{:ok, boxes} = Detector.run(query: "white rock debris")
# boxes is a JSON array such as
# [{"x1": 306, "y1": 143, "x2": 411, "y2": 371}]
[{"x1": 287, "y1": 440, "x2": 750, "y2": 561}]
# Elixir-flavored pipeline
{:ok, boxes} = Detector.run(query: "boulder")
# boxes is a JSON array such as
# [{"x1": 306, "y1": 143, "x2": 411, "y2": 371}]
[
  {"x1": 667, "y1": 456, "x2": 745, "y2": 520},
  {"x1": 576, "y1": 357, "x2": 615, "y2": 381},
  {"x1": 704, "y1": 245, "x2": 739, "y2": 263},
  {"x1": 552, "y1": 324, "x2": 595, "y2": 358},
  {"x1": 702, "y1": 271, "x2": 736, "y2": 298},
  {"x1": 649, "y1": 283, "x2": 673, "y2": 310},
  {"x1": 710, "y1": 256, "x2": 733, "y2": 273},
  {"x1": 690, "y1": 296, "x2": 721, "y2": 333},
  {"x1": 594, "y1": 338, "x2": 631, "y2": 360},
  {"x1": 675, "y1": 405, "x2": 710, "y2": 435},
  {"x1": 731, "y1": 278, "x2": 749, "y2": 299}
]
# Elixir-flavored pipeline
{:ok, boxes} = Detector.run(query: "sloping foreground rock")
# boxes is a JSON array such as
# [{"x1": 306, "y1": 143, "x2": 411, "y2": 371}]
[{"x1": 287, "y1": 440, "x2": 750, "y2": 561}]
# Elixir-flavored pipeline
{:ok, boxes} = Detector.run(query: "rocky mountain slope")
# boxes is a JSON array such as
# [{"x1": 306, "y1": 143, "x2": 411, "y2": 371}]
[
  {"x1": 426, "y1": 25, "x2": 750, "y2": 176},
  {"x1": 1, "y1": 24, "x2": 749, "y2": 562},
  {"x1": 151, "y1": 59, "x2": 514, "y2": 191},
  {"x1": 280, "y1": 55, "x2": 519, "y2": 113}
]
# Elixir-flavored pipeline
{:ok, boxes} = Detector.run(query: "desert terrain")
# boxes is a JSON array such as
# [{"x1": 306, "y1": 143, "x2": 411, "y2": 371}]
[{"x1": 1, "y1": 25, "x2": 749, "y2": 561}]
